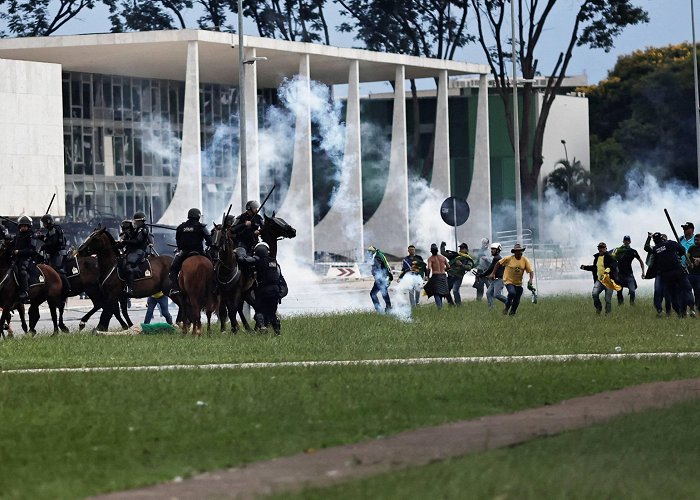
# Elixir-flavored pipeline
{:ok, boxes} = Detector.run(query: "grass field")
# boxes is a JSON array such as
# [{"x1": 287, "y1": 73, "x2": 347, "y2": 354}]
[{"x1": 0, "y1": 297, "x2": 699, "y2": 498}]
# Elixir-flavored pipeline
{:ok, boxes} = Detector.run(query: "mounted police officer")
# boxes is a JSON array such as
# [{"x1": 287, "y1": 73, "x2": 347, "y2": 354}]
[
  {"x1": 117, "y1": 211, "x2": 150, "y2": 297},
  {"x1": 239, "y1": 241, "x2": 284, "y2": 335},
  {"x1": 168, "y1": 208, "x2": 212, "y2": 294},
  {"x1": 231, "y1": 200, "x2": 264, "y2": 254},
  {"x1": 36, "y1": 214, "x2": 71, "y2": 294},
  {"x1": 11, "y1": 216, "x2": 37, "y2": 302}
]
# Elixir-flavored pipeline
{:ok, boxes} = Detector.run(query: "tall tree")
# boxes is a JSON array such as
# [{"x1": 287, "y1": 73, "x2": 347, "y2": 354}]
[
  {"x1": 470, "y1": 0, "x2": 648, "y2": 223},
  {"x1": 336, "y1": 0, "x2": 473, "y2": 180},
  {"x1": 237, "y1": 0, "x2": 330, "y2": 44},
  {"x1": 107, "y1": 0, "x2": 192, "y2": 32},
  {"x1": 585, "y1": 43, "x2": 699, "y2": 198},
  {"x1": 0, "y1": 0, "x2": 108, "y2": 36}
]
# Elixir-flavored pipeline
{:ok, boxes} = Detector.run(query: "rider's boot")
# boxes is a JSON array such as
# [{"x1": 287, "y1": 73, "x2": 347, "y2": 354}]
[
  {"x1": 18, "y1": 273, "x2": 30, "y2": 303},
  {"x1": 168, "y1": 270, "x2": 180, "y2": 294},
  {"x1": 60, "y1": 273, "x2": 71, "y2": 297},
  {"x1": 125, "y1": 274, "x2": 135, "y2": 298}
]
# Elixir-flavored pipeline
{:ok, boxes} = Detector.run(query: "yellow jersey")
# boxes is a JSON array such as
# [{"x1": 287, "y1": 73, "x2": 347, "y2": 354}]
[{"x1": 498, "y1": 255, "x2": 533, "y2": 286}]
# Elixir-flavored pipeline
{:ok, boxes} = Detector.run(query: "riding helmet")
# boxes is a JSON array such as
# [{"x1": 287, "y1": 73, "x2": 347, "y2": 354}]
[
  {"x1": 245, "y1": 200, "x2": 260, "y2": 212},
  {"x1": 188, "y1": 208, "x2": 201, "y2": 220},
  {"x1": 41, "y1": 214, "x2": 54, "y2": 226},
  {"x1": 133, "y1": 211, "x2": 146, "y2": 226},
  {"x1": 253, "y1": 241, "x2": 270, "y2": 257},
  {"x1": 224, "y1": 214, "x2": 236, "y2": 226},
  {"x1": 17, "y1": 215, "x2": 32, "y2": 227}
]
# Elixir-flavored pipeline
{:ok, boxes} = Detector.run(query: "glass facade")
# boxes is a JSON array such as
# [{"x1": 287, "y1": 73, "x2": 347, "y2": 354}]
[{"x1": 62, "y1": 71, "x2": 282, "y2": 224}]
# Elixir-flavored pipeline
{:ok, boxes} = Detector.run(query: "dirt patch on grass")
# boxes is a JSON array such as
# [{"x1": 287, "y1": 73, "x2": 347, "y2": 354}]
[{"x1": 92, "y1": 378, "x2": 700, "y2": 499}]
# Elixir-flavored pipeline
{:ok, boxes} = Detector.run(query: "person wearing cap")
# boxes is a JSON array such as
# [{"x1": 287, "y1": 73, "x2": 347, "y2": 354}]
[
  {"x1": 644, "y1": 231, "x2": 695, "y2": 317},
  {"x1": 612, "y1": 235, "x2": 645, "y2": 306},
  {"x1": 680, "y1": 222, "x2": 695, "y2": 266},
  {"x1": 686, "y1": 234, "x2": 700, "y2": 311},
  {"x1": 368, "y1": 245, "x2": 393, "y2": 313},
  {"x1": 473, "y1": 237, "x2": 491, "y2": 301},
  {"x1": 580, "y1": 242, "x2": 619, "y2": 314},
  {"x1": 440, "y1": 241, "x2": 474, "y2": 305},
  {"x1": 490, "y1": 243, "x2": 534, "y2": 316},
  {"x1": 425, "y1": 243, "x2": 454, "y2": 309},
  {"x1": 398, "y1": 245, "x2": 426, "y2": 307},
  {"x1": 477, "y1": 242, "x2": 507, "y2": 310}
]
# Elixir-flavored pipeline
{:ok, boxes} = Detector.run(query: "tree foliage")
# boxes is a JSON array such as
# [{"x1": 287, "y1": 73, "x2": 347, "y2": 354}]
[
  {"x1": 469, "y1": 0, "x2": 648, "y2": 221},
  {"x1": 585, "y1": 43, "x2": 698, "y2": 198},
  {"x1": 0, "y1": 0, "x2": 107, "y2": 36},
  {"x1": 107, "y1": 0, "x2": 192, "y2": 32},
  {"x1": 544, "y1": 158, "x2": 592, "y2": 209}
]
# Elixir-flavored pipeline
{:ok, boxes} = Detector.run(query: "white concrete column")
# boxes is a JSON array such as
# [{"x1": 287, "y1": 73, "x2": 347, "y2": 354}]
[
  {"x1": 431, "y1": 69, "x2": 451, "y2": 195},
  {"x1": 314, "y1": 59, "x2": 364, "y2": 261},
  {"x1": 242, "y1": 46, "x2": 260, "y2": 208},
  {"x1": 278, "y1": 54, "x2": 314, "y2": 263},
  {"x1": 364, "y1": 65, "x2": 409, "y2": 257},
  {"x1": 158, "y1": 40, "x2": 201, "y2": 225},
  {"x1": 461, "y1": 73, "x2": 492, "y2": 242}
]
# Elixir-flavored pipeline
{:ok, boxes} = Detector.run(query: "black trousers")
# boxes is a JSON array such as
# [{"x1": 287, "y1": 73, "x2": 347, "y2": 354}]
[{"x1": 255, "y1": 295, "x2": 281, "y2": 333}]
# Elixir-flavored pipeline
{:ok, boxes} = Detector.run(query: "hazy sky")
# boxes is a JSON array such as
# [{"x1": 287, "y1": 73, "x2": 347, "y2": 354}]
[{"x1": 57, "y1": 0, "x2": 693, "y2": 86}]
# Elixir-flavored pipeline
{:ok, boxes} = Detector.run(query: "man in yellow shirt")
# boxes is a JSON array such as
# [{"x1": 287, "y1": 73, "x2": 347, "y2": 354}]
[{"x1": 489, "y1": 243, "x2": 534, "y2": 316}]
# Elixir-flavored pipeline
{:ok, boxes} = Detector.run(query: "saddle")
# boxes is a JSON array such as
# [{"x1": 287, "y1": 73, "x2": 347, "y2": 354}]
[
  {"x1": 64, "y1": 255, "x2": 81, "y2": 277},
  {"x1": 6, "y1": 263, "x2": 46, "y2": 288},
  {"x1": 117, "y1": 258, "x2": 153, "y2": 282}
]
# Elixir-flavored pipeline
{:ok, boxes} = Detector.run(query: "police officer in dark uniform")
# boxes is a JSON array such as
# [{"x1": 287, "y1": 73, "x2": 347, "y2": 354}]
[
  {"x1": 231, "y1": 200, "x2": 264, "y2": 254},
  {"x1": 12, "y1": 216, "x2": 37, "y2": 302},
  {"x1": 239, "y1": 242, "x2": 283, "y2": 335},
  {"x1": 117, "y1": 211, "x2": 150, "y2": 297},
  {"x1": 36, "y1": 213, "x2": 71, "y2": 294},
  {"x1": 168, "y1": 208, "x2": 212, "y2": 294},
  {"x1": 646, "y1": 231, "x2": 695, "y2": 317}
]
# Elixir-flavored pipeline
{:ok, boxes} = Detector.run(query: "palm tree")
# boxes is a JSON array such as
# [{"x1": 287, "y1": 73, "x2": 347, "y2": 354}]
[{"x1": 544, "y1": 158, "x2": 592, "y2": 209}]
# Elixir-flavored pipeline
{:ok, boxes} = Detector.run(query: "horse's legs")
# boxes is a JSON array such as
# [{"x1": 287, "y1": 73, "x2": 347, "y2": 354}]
[
  {"x1": 95, "y1": 304, "x2": 115, "y2": 332},
  {"x1": 0, "y1": 310, "x2": 9, "y2": 339},
  {"x1": 119, "y1": 296, "x2": 133, "y2": 327},
  {"x1": 57, "y1": 299, "x2": 69, "y2": 333},
  {"x1": 28, "y1": 304, "x2": 40, "y2": 337},
  {"x1": 48, "y1": 301, "x2": 60, "y2": 336},
  {"x1": 17, "y1": 304, "x2": 28, "y2": 333},
  {"x1": 218, "y1": 302, "x2": 228, "y2": 333}
]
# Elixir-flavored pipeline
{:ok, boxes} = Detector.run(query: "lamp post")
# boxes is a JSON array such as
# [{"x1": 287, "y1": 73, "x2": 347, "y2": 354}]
[
  {"x1": 692, "y1": 0, "x2": 700, "y2": 187},
  {"x1": 511, "y1": 0, "x2": 522, "y2": 243}
]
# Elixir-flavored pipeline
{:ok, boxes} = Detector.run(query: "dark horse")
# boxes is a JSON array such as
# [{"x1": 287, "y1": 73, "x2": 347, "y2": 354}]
[
  {"x1": 215, "y1": 213, "x2": 296, "y2": 333},
  {"x1": 60, "y1": 255, "x2": 133, "y2": 331},
  {"x1": 178, "y1": 255, "x2": 218, "y2": 335},
  {"x1": 76, "y1": 228, "x2": 173, "y2": 331},
  {"x1": 0, "y1": 243, "x2": 65, "y2": 337}
]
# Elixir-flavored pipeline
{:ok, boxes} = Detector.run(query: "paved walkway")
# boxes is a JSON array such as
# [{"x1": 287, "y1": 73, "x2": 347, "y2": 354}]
[{"x1": 92, "y1": 378, "x2": 700, "y2": 500}]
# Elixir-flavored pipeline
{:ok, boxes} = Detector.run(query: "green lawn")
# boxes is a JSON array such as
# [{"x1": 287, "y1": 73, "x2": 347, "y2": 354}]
[
  {"x1": 1, "y1": 297, "x2": 698, "y2": 370},
  {"x1": 287, "y1": 399, "x2": 700, "y2": 499},
  {"x1": 0, "y1": 297, "x2": 698, "y2": 499}
]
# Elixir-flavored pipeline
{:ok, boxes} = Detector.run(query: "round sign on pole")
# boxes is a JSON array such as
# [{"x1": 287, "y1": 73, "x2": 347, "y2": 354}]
[{"x1": 440, "y1": 197, "x2": 470, "y2": 227}]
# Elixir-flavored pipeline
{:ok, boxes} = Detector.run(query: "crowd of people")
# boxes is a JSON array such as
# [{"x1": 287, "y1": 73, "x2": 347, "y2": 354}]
[
  {"x1": 367, "y1": 220, "x2": 700, "y2": 318},
  {"x1": 368, "y1": 238, "x2": 535, "y2": 316}
]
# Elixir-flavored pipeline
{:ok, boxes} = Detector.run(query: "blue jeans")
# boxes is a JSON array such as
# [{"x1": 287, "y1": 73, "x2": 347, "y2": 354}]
[
  {"x1": 144, "y1": 296, "x2": 172, "y2": 324},
  {"x1": 592, "y1": 281, "x2": 613, "y2": 313},
  {"x1": 448, "y1": 275, "x2": 464, "y2": 305},
  {"x1": 504, "y1": 284, "x2": 524, "y2": 314},
  {"x1": 486, "y1": 278, "x2": 506, "y2": 309},
  {"x1": 370, "y1": 274, "x2": 392, "y2": 312},
  {"x1": 616, "y1": 274, "x2": 637, "y2": 304}
]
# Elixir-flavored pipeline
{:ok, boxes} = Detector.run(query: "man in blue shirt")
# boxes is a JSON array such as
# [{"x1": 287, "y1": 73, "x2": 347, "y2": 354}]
[{"x1": 679, "y1": 222, "x2": 695, "y2": 267}]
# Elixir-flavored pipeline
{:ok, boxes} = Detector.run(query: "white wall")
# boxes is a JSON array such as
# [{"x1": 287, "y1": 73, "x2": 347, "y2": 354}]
[
  {"x1": 0, "y1": 58, "x2": 64, "y2": 217},
  {"x1": 539, "y1": 94, "x2": 590, "y2": 181}
]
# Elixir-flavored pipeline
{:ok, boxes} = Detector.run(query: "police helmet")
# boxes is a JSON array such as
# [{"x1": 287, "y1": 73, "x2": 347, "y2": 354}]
[
  {"x1": 17, "y1": 215, "x2": 32, "y2": 227},
  {"x1": 120, "y1": 219, "x2": 133, "y2": 230},
  {"x1": 253, "y1": 241, "x2": 270, "y2": 257},
  {"x1": 224, "y1": 214, "x2": 236, "y2": 226},
  {"x1": 187, "y1": 208, "x2": 201, "y2": 220},
  {"x1": 41, "y1": 214, "x2": 54, "y2": 226},
  {"x1": 133, "y1": 211, "x2": 146, "y2": 226},
  {"x1": 245, "y1": 200, "x2": 260, "y2": 212}
]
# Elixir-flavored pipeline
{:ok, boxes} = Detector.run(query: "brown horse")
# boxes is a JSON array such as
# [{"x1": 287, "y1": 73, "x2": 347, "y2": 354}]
[
  {"x1": 214, "y1": 214, "x2": 296, "y2": 333},
  {"x1": 178, "y1": 255, "x2": 218, "y2": 335},
  {"x1": 60, "y1": 255, "x2": 132, "y2": 331},
  {"x1": 76, "y1": 228, "x2": 173, "y2": 331},
  {"x1": 0, "y1": 243, "x2": 65, "y2": 337},
  {"x1": 211, "y1": 224, "x2": 251, "y2": 333}
]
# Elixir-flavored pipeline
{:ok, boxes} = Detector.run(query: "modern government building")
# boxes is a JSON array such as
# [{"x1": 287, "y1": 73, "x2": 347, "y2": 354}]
[{"x1": 0, "y1": 29, "x2": 589, "y2": 262}]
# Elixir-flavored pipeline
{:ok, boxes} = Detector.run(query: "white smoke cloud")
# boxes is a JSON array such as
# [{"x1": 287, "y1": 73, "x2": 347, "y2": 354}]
[{"x1": 408, "y1": 177, "x2": 454, "y2": 253}]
